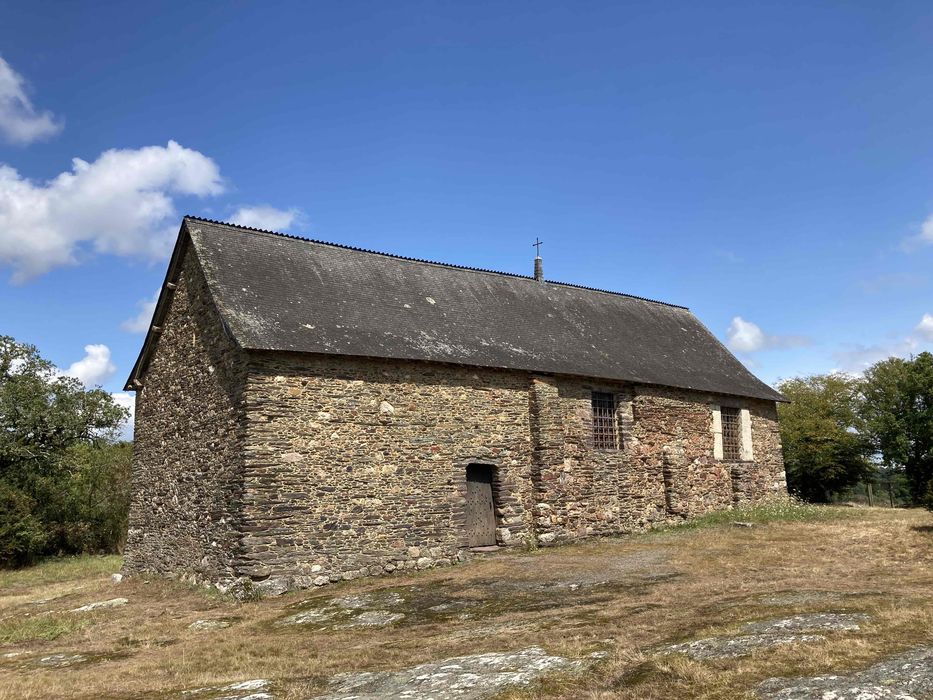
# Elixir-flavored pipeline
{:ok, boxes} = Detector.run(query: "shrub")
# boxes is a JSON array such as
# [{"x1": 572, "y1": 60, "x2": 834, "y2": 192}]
[{"x1": 0, "y1": 480, "x2": 47, "y2": 567}]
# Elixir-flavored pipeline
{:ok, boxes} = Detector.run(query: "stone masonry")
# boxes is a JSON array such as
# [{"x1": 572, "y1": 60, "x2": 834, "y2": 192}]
[
  {"x1": 124, "y1": 234, "x2": 787, "y2": 594},
  {"x1": 124, "y1": 246, "x2": 246, "y2": 582}
]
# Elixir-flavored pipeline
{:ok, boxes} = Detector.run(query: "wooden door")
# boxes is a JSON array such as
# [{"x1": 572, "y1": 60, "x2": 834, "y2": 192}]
[{"x1": 466, "y1": 464, "x2": 497, "y2": 547}]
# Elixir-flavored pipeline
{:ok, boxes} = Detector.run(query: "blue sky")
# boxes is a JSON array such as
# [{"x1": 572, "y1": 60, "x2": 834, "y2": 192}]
[{"x1": 2, "y1": 1, "x2": 933, "y2": 435}]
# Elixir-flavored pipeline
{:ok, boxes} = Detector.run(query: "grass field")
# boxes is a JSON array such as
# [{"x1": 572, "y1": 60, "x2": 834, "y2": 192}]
[{"x1": 0, "y1": 505, "x2": 930, "y2": 699}]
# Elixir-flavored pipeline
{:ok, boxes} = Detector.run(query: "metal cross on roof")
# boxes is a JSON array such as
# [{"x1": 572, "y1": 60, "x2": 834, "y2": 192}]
[{"x1": 532, "y1": 237, "x2": 543, "y2": 256}]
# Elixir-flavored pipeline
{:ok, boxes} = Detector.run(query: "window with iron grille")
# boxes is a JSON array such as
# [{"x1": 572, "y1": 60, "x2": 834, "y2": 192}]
[
  {"x1": 720, "y1": 406, "x2": 741, "y2": 460},
  {"x1": 591, "y1": 391, "x2": 618, "y2": 450}
]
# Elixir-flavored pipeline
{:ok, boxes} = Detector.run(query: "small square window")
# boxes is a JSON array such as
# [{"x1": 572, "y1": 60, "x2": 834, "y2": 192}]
[
  {"x1": 720, "y1": 406, "x2": 741, "y2": 461},
  {"x1": 591, "y1": 391, "x2": 618, "y2": 450}
]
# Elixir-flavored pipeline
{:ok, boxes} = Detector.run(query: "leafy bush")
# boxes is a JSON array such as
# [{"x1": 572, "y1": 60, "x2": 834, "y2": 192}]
[{"x1": 48, "y1": 442, "x2": 133, "y2": 555}]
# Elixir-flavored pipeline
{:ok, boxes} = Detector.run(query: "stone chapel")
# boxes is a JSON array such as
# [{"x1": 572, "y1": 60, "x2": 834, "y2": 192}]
[{"x1": 123, "y1": 217, "x2": 786, "y2": 593}]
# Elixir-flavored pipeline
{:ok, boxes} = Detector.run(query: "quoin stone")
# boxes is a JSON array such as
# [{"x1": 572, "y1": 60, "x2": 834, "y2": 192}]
[{"x1": 122, "y1": 217, "x2": 787, "y2": 594}]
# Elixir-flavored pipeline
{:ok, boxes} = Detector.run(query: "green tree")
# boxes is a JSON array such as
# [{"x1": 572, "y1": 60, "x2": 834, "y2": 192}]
[
  {"x1": 860, "y1": 352, "x2": 933, "y2": 507},
  {"x1": 0, "y1": 480, "x2": 47, "y2": 566},
  {"x1": 0, "y1": 336, "x2": 129, "y2": 566},
  {"x1": 777, "y1": 373, "x2": 874, "y2": 502},
  {"x1": 54, "y1": 441, "x2": 133, "y2": 554}
]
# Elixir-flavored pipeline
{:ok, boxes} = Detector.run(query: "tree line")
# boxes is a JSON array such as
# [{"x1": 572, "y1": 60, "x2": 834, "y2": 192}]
[
  {"x1": 778, "y1": 351, "x2": 933, "y2": 507},
  {"x1": 0, "y1": 336, "x2": 130, "y2": 567}
]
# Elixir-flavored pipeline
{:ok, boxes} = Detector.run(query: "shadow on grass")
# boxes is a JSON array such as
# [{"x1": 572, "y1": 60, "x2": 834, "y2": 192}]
[{"x1": 912, "y1": 525, "x2": 933, "y2": 534}]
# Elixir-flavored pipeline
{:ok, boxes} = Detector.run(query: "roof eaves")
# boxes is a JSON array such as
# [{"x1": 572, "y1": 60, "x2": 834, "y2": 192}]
[{"x1": 123, "y1": 221, "x2": 191, "y2": 391}]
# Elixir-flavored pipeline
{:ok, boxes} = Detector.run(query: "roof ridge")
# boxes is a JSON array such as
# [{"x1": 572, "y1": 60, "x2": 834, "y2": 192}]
[{"x1": 183, "y1": 215, "x2": 689, "y2": 310}]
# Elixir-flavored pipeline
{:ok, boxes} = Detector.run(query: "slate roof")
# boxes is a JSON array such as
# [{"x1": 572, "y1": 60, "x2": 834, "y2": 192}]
[{"x1": 125, "y1": 217, "x2": 785, "y2": 402}]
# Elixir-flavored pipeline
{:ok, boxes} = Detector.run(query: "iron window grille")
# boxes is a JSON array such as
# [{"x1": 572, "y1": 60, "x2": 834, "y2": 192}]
[
  {"x1": 591, "y1": 391, "x2": 619, "y2": 450},
  {"x1": 720, "y1": 406, "x2": 741, "y2": 461}
]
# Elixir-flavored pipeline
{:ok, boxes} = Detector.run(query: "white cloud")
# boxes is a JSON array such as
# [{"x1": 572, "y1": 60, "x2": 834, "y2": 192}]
[
  {"x1": 52, "y1": 347, "x2": 133, "y2": 438},
  {"x1": 916, "y1": 313, "x2": 933, "y2": 341},
  {"x1": 727, "y1": 317, "x2": 767, "y2": 352},
  {"x1": 0, "y1": 56, "x2": 63, "y2": 145},
  {"x1": 833, "y1": 312, "x2": 933, "y2": 373},
  {"x1": 121, "y1": 290, "x2": 159, "y2": 333},
  {"x1": 902, "y1": 213, "x2": 933, "y2": 251},
  {"x1": 62, "y1": 344, "x2": 116, "y2": 388},
  {"x1": 229, "y1": 205, "x2": 303, "y2": 232},
  {"x1": 726, "y1": 316, "x2": 810, "y2": 353},
  {"x1": 110, "y1": 391, "x2": 135, "y2": 440},
  {"x1": 0, "y1": 140, "x2": 224, "y2": 282},
  {"x1": 832, "y1": 339, "x2": 920, "y2": 375}
]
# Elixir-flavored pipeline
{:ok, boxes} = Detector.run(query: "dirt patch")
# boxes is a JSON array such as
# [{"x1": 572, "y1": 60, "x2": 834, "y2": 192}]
[
  {"x1": 273, "y1": 548, "x2": 679, "y2": 633},
  {"x1": 505, "y1": 549, "x2": 677, "y2": 590}
]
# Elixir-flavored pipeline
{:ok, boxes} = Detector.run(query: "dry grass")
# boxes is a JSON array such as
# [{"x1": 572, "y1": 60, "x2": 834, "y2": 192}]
[
  {"x1": 0, "y1": 507, "x2": 931, "y2": 699},
  {"x1": 0, "y1": 614, "x2": 91, "y2": 645},
  {"x1": 0, "y1": 555, "x2": 121, "y2": 591}
]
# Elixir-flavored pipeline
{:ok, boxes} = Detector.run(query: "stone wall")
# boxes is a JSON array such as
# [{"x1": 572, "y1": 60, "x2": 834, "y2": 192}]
[
  {"x1": 734, "y1": 402, "x2": 786, "y2": 502},
  {"x1": 235, "y1": 354, "x2": 537, "y2": 592},
  {"x1": 231, "y1": 353, "x2": 785, "y2": 592},
  {"x1": 123, "y1": 245, "x2": 247, "y2": 583},
  {"x1": 527, "y1": 380, "x2": 785, "y2": 544}
]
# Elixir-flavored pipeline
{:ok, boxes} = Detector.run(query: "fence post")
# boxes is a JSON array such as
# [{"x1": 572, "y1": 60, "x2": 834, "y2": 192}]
[{"x1": 867, "y1": 483, "x2": 873, "y2": 507}]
